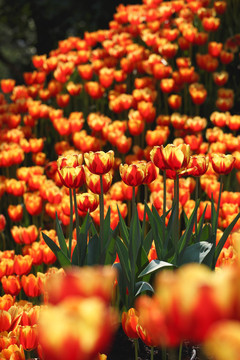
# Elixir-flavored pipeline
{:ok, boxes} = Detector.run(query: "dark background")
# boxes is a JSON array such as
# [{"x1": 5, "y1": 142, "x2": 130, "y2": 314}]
[{"x1": 0, "y1": 0, "x2": 139, "y2": 82}]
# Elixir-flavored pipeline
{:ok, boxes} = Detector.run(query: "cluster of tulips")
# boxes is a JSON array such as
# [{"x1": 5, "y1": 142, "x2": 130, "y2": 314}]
[{"x1": 0, "y1": 0, "x2": 240, "y2": 358}]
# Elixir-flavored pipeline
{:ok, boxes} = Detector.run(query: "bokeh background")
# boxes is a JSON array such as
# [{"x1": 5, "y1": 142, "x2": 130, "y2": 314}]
[{"x1": 0, "y1": 0, "x2": 141, "y2": 82}]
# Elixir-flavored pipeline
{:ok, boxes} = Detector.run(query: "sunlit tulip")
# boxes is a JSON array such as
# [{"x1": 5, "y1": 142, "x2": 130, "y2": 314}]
[
  {"x1": 122, "y1": 308, "x2": 139, "y2": 339},
  {"x1": 1, "y1": 276, "x2": 21, "y2": 296},
  {"x1": 18, "y1": 324, "x2": 38, "y2": 351},
  {"x1": 76, "y1": 193, "x2": 99, "y2": 213},
  {"x1": 85, "y1": 168, "x2": 112, "y2": 194},
  {"x1": 21, "y1": 274, "x2": 42, "y2": 297},
  {"x1": 7, "y1": 205, "x2": 23, "y2": 222}
]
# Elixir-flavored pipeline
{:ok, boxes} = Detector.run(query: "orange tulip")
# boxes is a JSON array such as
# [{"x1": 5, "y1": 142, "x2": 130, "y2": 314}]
[
  {"x1": 7, "y1": 205, "x2": 23, "y2": 223},
  {"x1": 18, "y1": 324, "x2": 38, "y2": 351},
  {"x1": 0, "y1": 215, "x2": 6, "y2": 232},
  {"x1": 21, "y1": 274, "x2": 42, "y2": 297},
  {"x1": 14, "y1": 255, "x2": 32, "y2": 276},
  {"x1": 1, "y1": 276, "x2": 21, "y2": 296},
  {"x1": 122, "y1": 308, "x2": 139, "y2": 339},
  {"x1": 85, "y1": 168, "x2": 112, "y2": 194}
]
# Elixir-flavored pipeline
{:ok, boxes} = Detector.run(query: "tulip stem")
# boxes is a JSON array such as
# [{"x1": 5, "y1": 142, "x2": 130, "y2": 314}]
[
  {"x1": 178, "y1": 342, "x2": 183, "y2": 360},
  {"x1": 68, "y1": 188, "x2": 73, "y2": 260},
  {"x1": 73, "y1": 188, "x2": 81, "y2": 265},
  {"x1": 134, "y1": 338, "x2": 138, "y2": 360},
  {"x1": 150, "y1": 346, "x2": 154, "y2": 360},
  {"x1": 162, "y1": 346, "x2": 167, "y2": 360},
  {"x1": 99, "y1": 174, "x2": 104, "y2": 259},
  {"x1": 195, "y1": 177, "x2": 199, "y2": 235},
  {"x1": 174, "y1": 174, "x2": 180, "y2": 243},
  {"x1": 132, "y1": 186, "x2": 136, "y2": 218},
  {"x1": 163, "y1": 170, "x2": 166, "y2": 244}
]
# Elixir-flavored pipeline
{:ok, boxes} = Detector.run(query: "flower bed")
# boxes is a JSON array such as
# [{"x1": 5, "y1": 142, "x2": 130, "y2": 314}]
[{"x1": 0, "y1": 0, "x2": 240, "y2": 359}]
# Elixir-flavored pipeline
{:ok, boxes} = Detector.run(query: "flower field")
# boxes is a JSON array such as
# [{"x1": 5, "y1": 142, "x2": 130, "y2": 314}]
[{"x1": 0, "y1": 0, "x2": 240, "y2": 359}]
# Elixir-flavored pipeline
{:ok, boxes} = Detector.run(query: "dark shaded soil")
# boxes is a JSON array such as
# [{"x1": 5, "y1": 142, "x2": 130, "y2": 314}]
[{"x1": 107, "y1": 326, "x2": 199, "y2": 360}]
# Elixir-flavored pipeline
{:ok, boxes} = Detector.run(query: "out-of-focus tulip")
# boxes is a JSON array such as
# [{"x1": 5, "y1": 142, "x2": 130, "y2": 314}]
[
  {"x1": 7, "y1": 205, "x2": 23, "y2": 223},
  {"x1": 0, "y1": 215, "x2": 6, "y2": 232},
  {"x1": 211, "y1": 154, "x2": 235, "y2": 175},
  {"x1": 14, "y1": 255, "x2": 32, "y2": 276},
  {"x1": 1, "y1": 276, "x2": 21, "y2": 296},
  {"x1": 21, "y1": 274, "x2": 42, "y2": 297},
  {"x1": 17, "y1": 324, "x2": 38, "y2": 351}
]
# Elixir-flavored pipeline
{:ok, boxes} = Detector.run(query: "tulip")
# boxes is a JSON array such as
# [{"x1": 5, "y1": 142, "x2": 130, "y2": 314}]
[
  {"x1": 122, "y1": 308, "x2": 139, "y2": 339},
  {"x1": 84, "y1": 151, "x2": 114, "y2": 175},
  {"x1": 211, "y1": 154, "x2": 235, "y2": 175},
  {"x1": 18, "y1": 324, "x2": 38, "y2": 351},
  {"x1": 1, "y1": 276, "x2": 21, "y2": 296},
  {"x1": 76, "y1": 193, "x2": 99, "y2": 213}
]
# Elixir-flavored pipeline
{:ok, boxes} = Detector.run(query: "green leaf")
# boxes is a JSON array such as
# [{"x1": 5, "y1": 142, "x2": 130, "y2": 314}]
[
  {"x1": 138, "y1": 260, "x2": 175, "y2": 277},
  {"x1": 87, "y1": 234, "x2": 101, "y2": 265},
  {"x1": 117, "y1": 206, "x2": 129, "y2": 246},
  {"x1": 78, "y1": 212, "x2": 91, "y2": 266},
  {"x1": 116, "y1": 236, "x2": 130, "y2": 284},
  {"x1": 113, "y1": 263, "x2": 127, "y2": 309},
  {"x1": 196, "y1": 204, "x2": 208, "y2": 242},
  {"x1": 129, "y1": 206, "x2": 142, "y2": 276},
  {"x1": 214, "y1": 212, "x2": 240, "y2": 267},
  {"x1": 103, "y1": 206, "x2": 111, "y2": 247},
  {"x1": 135, "y1": 281, "x2": 154, "y2": 296},
  {"x1": 145, "y1": 203, "x2": 163, "y2": 259},
  {"x1": 55, "y1": 212, "x2": 69, "y2": 256},
  {"x1": 177, "y1": 199, "x2": 200, "y2": 256},
  {"x1": 42, "y1": 232, "x2": 71, "y2": 267},
  {"x1": 178, "y1": 241, "x2": 213, "y2": 266},
  {"x1": 143, "y1": 229, "x2": 153, "y2": 255}
]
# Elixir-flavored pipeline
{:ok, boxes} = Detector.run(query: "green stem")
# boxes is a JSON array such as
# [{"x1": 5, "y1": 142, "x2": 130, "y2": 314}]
[
  {"x1": 134, "y1": 339, "x2": 138, "y2": 360},
  {"x1": 179, "y1": 342, "x2": 183, "y2": 360},
  {"x1": 73, "y1": 188, "x2": 81, "y2": 265},
  {"x1": 132, "y1": 186, "x2": 136, "y2": 219},
  {"x1": 195, "y1": 177, "x2": 199, "y2": 235},
  {"x1": 99, "y1": 174, "x2": 104, "y2": 259},
  {"x1": 163, "y1": 170, "x2": 166, "y2": 244},
  {"x1": 162, "y1": 347, "x2": 167, "y2": 360},
  {"x1": 150, "y1": 346, "x2": 154, "y2": 360},
  {"x1": 174, "y1": 174, "x2": 180, "y2": 243},
  {"x1": 68, "y1": 188, "x2": 73, "y2": 260}
]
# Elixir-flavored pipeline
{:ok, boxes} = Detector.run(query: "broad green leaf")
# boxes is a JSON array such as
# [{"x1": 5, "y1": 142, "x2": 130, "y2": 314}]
[
  {"x1": 129, "y1": 205, "x2": 142, "y2": 275},
  {"x1": 87, "y1": 234, "x2": 101, "y2": 265},
  {"x1": 177, "y1": 199, "x2": 200, "y2": 256},
  {"x1": 145, "y1": 203, "x2": 163, "y2": 259},
  {"x1": 117, "y1": 206, "x2": 129, "y2": 246},
  {"x1": 178, "y1": 241, "x2": 213, "y2": 266},
  {"x1": 135, "y1": 281, "x2": 154, "y2": 296},
  {"x1": 78, "y1": 212, "x2": 91, "y2": 266},
  {"x1": 113, "y1": 263, "x2": 127, "y2": 309},
  {"x1": 55, "y1": 212, "x2": 69, "y2": 256},
  {"x1": 196, "y1": 204, "x2": 208, "y2": 242},
  {"x1": 214, "y1": 212, "x2": 240, "y2": 267},
  {"x1": 116, "y1": 236, "x2": 130, "y2": 284},
  {"x1": 104, "y1": 234, "x2": 117, "y2": 265},
  {"x1": 143, "y1": 229, "x2": 153, "y2": 255},
  {"x1": 138, "y1": 260, "x2": 175, "y2": 277},
  {"x1": 42, "y1": 232, "x2": 71, "y2": 267}
]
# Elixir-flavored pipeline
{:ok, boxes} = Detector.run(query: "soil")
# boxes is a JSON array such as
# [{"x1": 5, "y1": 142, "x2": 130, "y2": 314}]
[{"x1": 107, "y1": 326, "x2": 199, "y2": 360}]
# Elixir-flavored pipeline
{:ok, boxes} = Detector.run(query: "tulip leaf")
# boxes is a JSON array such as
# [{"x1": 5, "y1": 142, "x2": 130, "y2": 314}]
[
  {"x1": 116, "y1": 236, "x2": 130, "y2": 284},
  {"x1": 87, "y1": 233, "x2": 101, "y2": 265},
  {"x1": 138, "y1": 260, "x2": 175, "y2": 277},
  {"x1": 129, "y1": 205, "x2": 142, "y2": 275},
  {"x1": 214, "y1": 211, "x2": 240, "y2": 267},
  {"x1": 142, "y1": 228, "x2": 153, "y2": 255},
  {"x1": 78, "y1": 212, "x2": 91, "y2": 266},
  {"x1": 195, "y1": 204, "x2": 209, "y2": 243},
  {"x1": 145, "y1": 203, "x2": 163, "y2": 259},
  {"x1": 177, "y1": 199, "x2": 200, "y2": 257},
  {"x1": 103, "y1": 206, "x2": 111, "y2": 247},
  {"x1": 117, "y1": 206, "x2": 129, "y2": 246},
  {"x1": 177, "y1": 241, "x2": 213, "y2": 266},
  {"x1": 42, "y1": 232, "x2": 71, "y2": 267},
  {"x1": 135, "y1": 281, "x2": 154, "y2": 296},
  {"x1": 113, "y1": 262, "x2": 128, "y2": 309},
  {"x1": 55, "y1": 212, "x2": 69, "y2": 257}
]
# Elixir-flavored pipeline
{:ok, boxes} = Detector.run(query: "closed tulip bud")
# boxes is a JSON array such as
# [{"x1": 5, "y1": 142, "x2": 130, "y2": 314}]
[
  {"x1": 211, "y1": 154, "x2": 235, "y2": 175},
  {"x1": 1, "y1": 276, "x2": 21, "y2": 296},
  {"x1": 18, "y1": 324, "x2": 38, "y2": 351},
  {"x1": 122, "y1": 308, "x2": 139, "y2": 339},
  {"x1": 7, "y1": 205, "x2": 23, "y2": 222},
  {"x1": 14, "y1": 255, "x2": 32, "y2": 276},
  {"x1": 21, "y1": 274, "x2": 42, "y2": 297}
]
